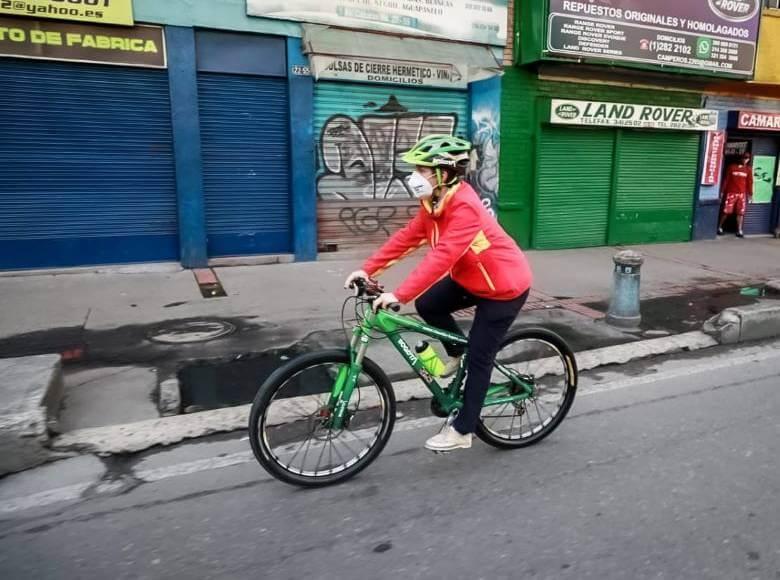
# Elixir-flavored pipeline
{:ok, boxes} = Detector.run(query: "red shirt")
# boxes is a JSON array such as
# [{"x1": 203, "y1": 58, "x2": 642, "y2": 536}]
[
  {"x1": 722, "y1": 163, "x2": 754, "y2": 196},
  {"x1": 363, "y1": 182, "x2": 533, "y2": 304}
]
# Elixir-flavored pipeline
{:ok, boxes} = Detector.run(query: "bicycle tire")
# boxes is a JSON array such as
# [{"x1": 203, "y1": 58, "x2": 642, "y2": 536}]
[
  {"x1": 249, "y1": 350, "x2": 396, "y2": 487},
  {"x1": 476, "y1": 328, "x2": 578, "y2": 449}
]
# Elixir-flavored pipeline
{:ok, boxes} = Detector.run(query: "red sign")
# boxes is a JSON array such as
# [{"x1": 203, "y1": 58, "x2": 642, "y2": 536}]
[
  {"x1": 737, "y1": 111, "x2": 780, "y2": 132},
  {"x1": 701, "y1": 130, "x2": 726, "y2": 186}
]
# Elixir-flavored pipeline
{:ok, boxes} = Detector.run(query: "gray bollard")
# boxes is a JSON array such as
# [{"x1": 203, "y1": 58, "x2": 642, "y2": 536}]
[{"x1": 606, "y1": 250, "x2": 644, "y2": 329}]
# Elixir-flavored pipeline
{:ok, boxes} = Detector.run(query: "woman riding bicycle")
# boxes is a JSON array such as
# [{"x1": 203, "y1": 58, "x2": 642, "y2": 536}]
[{"x1": 345, "y1": 134, "x2": 533, "y2": 452}]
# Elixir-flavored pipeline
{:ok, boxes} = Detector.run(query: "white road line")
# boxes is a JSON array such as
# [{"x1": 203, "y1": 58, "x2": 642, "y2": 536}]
[
  {"x1": 0, "y1": 483, "x2": 92, "y2": 515},
  {"x1": 3, "y1": 344, "x2": 779, "y2": 516},
  {"x1": 578, "y1": 347, "x2": 780, "y2": 398},
  {"x1": 137, "y1": 452, "x2": 255, "y2": 483}
]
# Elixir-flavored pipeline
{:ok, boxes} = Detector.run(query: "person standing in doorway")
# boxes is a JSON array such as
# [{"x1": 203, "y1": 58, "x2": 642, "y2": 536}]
[{"x1": 718, "y1": 152, "x2": 754, "y2": 238}]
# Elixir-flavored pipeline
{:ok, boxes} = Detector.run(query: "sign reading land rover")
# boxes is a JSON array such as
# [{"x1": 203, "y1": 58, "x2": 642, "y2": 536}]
[
  {"x1": 547, "y1": 0, "x2": 761, "y2": 77},
  {"x1": 708, "y1": 0, "x2": 761, "y2": 23},
  {"x1": 551, "y1": 99, "x2": 719, "y2": 131}
]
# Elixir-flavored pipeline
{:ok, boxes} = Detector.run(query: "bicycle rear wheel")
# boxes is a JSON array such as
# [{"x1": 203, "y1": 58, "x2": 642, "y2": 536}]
[
  {"x1": 476, "y1": 328, "x2": 577, "y2": 449},
  {"x1": 249, "y1": 350, "x2": 395, "y2": 487}
]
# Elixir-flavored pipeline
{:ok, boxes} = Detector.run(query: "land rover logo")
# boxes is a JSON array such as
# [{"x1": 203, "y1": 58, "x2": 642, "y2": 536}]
[
  {"x1": 708, "y1": 0, "x2": 759, "y2": 23},
  {"x1": 696, "y1": 112, "x2": 716, "y2": 127},
  {"x1": 555, "y1": 103, "x2": 580, "y2": 120}
]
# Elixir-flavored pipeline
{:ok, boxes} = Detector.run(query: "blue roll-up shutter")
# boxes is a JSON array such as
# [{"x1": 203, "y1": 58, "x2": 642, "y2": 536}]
[
  {"x1": 0, "y1": 59, "x2": 177, "y2": 270},
  {"x1": 197, "y1": 73, "x2": 291, "y2": 256}
]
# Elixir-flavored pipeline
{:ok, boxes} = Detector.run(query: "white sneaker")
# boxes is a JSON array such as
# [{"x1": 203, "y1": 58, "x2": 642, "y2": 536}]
[
  {"x1": 425, "y1": 425, "x2": 472, "y2": 452},
  {"x1": 441, "y1": 356, "x2": 462, "y2": 378}
]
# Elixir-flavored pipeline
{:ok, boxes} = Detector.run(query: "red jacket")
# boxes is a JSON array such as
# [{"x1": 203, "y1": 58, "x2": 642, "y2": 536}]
[
  {"x1": 363, "y1": 182, "x2": 533, "y2": 304},
  {"x1": 722, "y1": 163, "x2": 753, "y2": 197}
]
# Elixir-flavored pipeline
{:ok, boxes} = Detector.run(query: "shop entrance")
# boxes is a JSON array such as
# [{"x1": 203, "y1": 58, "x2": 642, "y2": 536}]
[{"x1": 718, "y1": 133, "x2": 779, "y2": 236}]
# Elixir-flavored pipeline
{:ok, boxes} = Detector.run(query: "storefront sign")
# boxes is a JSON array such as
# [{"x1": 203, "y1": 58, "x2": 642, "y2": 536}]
[
  {"x1": 551, "y1": 100, "x2": 719, "y2": 131},
  {"x1": 547, "y1": 0, "x2": 761, "y2": 77},
  {"x1": 737, "y1": 111, "x2": 780, "y2": 131},
  {"x1": 702, "y1": 130, "x2": 726, "y2": 186},
  {"x1": 0, "y1": 17, "x2": 165, "y2": 67},
  {"x1": 0, "y1": 0, "x2": 133, "y2": 26},
  {"x1": 247, "y1": 0, "x2": 507, "y2": 46},
  {"x1": 725, "y1": 141, "x2": 749, "y2": 156},
  {"x1": 311, "y1": 55, "x2": 467, "y2": 89}
]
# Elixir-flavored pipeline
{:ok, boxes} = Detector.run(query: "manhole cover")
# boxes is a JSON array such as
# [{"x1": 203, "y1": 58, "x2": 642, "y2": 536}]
[{"x1": 147, "y1": 320, "x2": 236, "y2": 344}]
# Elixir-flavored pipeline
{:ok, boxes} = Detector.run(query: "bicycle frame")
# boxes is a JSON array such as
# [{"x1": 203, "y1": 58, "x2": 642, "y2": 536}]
[{"x1": 329, "y1": 305, "x2": 535, "y2": 429}]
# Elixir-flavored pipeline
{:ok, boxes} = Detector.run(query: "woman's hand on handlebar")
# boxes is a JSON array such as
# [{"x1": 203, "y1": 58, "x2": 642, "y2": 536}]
[
  {"x1": 373, "y1": 292, "x2": 400, "y2": 312},
  {"x1": 344, "y1": 269, "x2": 369, "y2": 290}
]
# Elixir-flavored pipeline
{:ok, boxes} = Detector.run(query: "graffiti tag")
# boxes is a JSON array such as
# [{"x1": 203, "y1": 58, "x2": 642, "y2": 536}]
[
  {"x1": 469, "y1": 107, "x2": 499, "y2": 217},
  {"x1": 338, "y1": 205, "x2": 418, "y2": 236},
  {"x1": 317, "y1": 106, "x2": 458, "y2": 201}
]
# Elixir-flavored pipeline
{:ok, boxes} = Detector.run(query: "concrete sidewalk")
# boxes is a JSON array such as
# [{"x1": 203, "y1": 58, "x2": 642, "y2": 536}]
[{"x1": 0, "y1": 237, "x2": 777, "y2": 342}]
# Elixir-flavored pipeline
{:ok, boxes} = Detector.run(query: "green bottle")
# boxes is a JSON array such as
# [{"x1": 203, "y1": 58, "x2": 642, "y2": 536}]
[{"x1": 415, "y1": 341, "x2": 446, "y2": 377}]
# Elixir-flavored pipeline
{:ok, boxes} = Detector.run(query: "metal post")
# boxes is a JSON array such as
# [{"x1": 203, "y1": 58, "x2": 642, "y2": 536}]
[{"x1": 606, "y1": 250, "x2": 644, "y2": 329}]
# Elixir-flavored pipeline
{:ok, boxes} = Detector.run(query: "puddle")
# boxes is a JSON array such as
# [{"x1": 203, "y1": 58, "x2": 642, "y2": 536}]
[
  {"x1": 586, "y1": 287, "x2": 778, "y2": 335},
  {"x1": 177, "y1": 346, "x2": 313, "y2": 412}
]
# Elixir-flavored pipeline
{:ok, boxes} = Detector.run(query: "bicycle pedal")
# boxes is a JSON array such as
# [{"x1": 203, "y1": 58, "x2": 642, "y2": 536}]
[{"x1": 430, "y1": 449, "x2": 452, "y2": 455}]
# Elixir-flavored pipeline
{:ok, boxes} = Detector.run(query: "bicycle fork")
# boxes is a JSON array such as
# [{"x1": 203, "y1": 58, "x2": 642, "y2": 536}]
[{"x1": 327, "y1": 330, "x2": 370, "y2": 430}]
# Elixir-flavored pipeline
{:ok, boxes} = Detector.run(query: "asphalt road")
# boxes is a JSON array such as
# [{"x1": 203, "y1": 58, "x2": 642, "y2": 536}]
[{"x1": 1, "y1": 340, "x2": 779, "y2": 580}]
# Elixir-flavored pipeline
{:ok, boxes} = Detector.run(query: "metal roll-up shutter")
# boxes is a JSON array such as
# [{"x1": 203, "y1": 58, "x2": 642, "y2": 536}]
[
  {"x1": 741, "y1": 136, "x2": 778, "y2": 235},
  {"x1": 610, "y1": 130, "x2": 698, "y2": 245},
  {"x1": 314, "y1": 82, "x2": 468, "y2": 253},
  {"x1": 198, "y1": 73, "x2": 291, "y2": 257},
  {"x1": 0, "y1": 60, "x2": 177, "y2": 270},
  {"x1": 534, "y1": 127, "x2": 614, "y2": 249}
]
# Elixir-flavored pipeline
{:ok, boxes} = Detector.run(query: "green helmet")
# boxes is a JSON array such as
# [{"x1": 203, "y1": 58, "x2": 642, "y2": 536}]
[{"x1": 402, "y1": 134, "x2": 472, "y2": 169}]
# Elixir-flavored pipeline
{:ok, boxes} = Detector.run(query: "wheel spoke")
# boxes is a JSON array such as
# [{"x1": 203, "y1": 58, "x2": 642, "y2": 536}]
[
  {"x1": 509, "y1": 406, "x2": 518, "y2": 439},
  {"x1": 480, "y1": 335, "x2": 576, "y2": 444},
  {"x1": 292, "y1": 433, "x2": 315, "y2": 472},
  {"x1": 312, "y1": 431, "x2": 329, "y2": 475},
  {"x1": 330, "y1": 436, "x2": 350, "y2": 467},
  {"x1": 488, "y1": 402, "x2": 511, "y2": 429},
  {"x1": 283, "y1": 428, "x2": 313, "y2": 469},
  {"x1": 339, "y1": 429, "x2": 364, "y2": 458},
  {"x1": 532, "y1": 394, "x2": 547, "y2": 430}
]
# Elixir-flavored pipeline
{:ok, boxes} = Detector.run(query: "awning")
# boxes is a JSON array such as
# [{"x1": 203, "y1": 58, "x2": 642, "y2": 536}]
[{"x1": 302, "y1": 24, "x2": 502, "y2": 90}]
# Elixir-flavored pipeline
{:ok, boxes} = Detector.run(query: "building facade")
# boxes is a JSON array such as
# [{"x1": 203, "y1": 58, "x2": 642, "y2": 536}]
[
  {"x1": 500, "y1": 0, "x2": 767, "y2": 250},
  {"x1": 0, "y1": 0, "x2": 506, "y2": 270}
]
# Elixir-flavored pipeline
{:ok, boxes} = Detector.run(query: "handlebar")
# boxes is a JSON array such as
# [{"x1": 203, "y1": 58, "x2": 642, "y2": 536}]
[{"x1": 350, "y1": 278, "x2": 401, "y2": 312}]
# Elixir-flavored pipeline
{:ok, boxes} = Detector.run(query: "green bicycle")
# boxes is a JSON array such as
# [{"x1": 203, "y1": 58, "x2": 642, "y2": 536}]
[{"x1": 249, "y1": 279, "x2": 578, "y2": 487}]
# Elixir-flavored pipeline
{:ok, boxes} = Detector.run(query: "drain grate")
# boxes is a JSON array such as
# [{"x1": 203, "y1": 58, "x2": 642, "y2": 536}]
[{"x1": 147, "y1": 320, "x2": 236, "y2": 344}]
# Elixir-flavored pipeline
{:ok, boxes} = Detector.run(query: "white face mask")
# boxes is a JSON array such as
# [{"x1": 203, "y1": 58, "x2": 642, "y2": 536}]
[{"x1": 406, "y1": 171, "x2": 434, "y2": 198}]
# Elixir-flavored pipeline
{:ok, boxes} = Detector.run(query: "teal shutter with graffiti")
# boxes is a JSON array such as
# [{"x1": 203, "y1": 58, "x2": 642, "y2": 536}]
[{"x1": 314, "y1": 81, "x2": 469, "y2": 252}]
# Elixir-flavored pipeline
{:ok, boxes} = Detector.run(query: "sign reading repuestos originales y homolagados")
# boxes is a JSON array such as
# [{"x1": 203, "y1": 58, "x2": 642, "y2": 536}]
[
  {"x1": 0, "y1": 17, "x2": 165, "y2": 67},
  {"x1": 547, "y1": 0, "x2": 761, "y2": 77}
]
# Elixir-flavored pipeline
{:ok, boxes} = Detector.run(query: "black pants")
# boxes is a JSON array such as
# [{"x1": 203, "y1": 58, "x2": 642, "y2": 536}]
[{"x1": 415, "y1": 277, "x2": 529, "y2": 435}]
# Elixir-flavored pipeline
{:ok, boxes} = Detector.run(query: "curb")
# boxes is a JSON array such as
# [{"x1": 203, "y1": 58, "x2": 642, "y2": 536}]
[
  {"x1": 1, "y1": 354, "x2": 68, "y2": 476},
  {"x1": 49, "y1": 331, "x2": 717, "y2": 456},
  {"x1": 703, "y1": 300, "x2": 780, "y2": 344}
]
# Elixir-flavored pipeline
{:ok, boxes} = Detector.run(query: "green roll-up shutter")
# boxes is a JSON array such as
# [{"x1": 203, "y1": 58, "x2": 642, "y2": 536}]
[
  {"x1": 610, "y1": 130, "x2": 698, "y2": 245},
  {"x1": 534, "y1": 127, "x2": 614, "y2": 249}
]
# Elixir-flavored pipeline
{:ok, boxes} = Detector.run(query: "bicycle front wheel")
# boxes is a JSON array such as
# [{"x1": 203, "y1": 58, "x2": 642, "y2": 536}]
[
  {"x1": 249, "y1": 350, "x2": 396, "y2": 487},
  {"x1": 477, "y1": 328, "x2": 577, "y2": 449}
]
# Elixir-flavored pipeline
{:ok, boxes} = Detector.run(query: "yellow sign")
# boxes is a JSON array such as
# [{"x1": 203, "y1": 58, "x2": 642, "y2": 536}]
[{"x1": 0, "y1": 0, "x2": 133, "y2": 26}]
